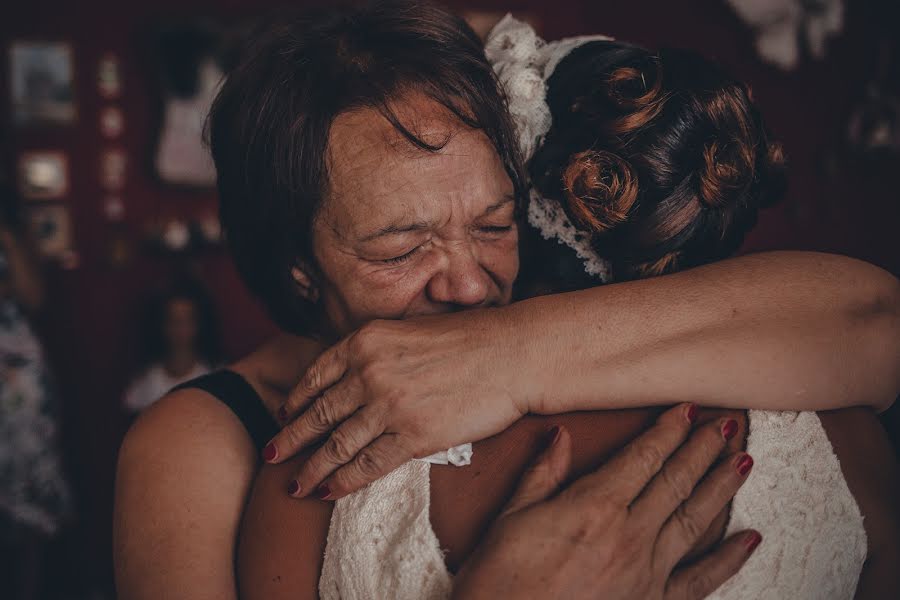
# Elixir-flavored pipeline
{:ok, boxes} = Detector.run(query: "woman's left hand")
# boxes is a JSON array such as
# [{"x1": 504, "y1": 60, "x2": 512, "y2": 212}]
[{"x1": 263, "y1": 312, "x2": 533, "y2": 500}]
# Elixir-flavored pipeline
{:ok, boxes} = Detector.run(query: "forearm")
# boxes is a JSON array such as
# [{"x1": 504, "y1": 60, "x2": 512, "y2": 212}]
[{"x1": 506, "y1": 251, "x2": 900, "y2": 414}]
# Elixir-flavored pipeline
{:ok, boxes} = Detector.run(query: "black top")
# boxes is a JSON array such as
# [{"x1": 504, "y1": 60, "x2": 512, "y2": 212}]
[{"x1": 172, "y1": 369, "x2": 278, "y2": 452}]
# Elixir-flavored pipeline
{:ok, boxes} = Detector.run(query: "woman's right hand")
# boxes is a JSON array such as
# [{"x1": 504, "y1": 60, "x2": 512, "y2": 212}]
[{"x1": 452, "y1": 404, "x2": 760, "y2": 600}]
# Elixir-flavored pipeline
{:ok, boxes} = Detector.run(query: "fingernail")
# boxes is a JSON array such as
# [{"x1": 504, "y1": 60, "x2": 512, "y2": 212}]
[
  {"x1": 722, "y1": 419, "x2": 738, "y2": 441},
  {"x1": 315, "y1": 484, "x2": 332, "y2": 500},
  {"x1": 262, "y1": 442, "x2": 278, "y2": 462},
  {"x1": 736, "y1": 454, "x2": 754, "y2": 477},
  {"x1": 287, "y1": 480, "x2": 301, "y2": 496},
  {"x1": 744, "y1": 531, "x2": 762, "y2": 553},
  {"x1": 685, "y1": 404, "x2": 698, "y2": 424},
  {"x1": 546, "y1": 425, "x2": 562, "y2": 447},
  {"x1": 277, "y1": 406, "x2": 288, "y2": 423}
]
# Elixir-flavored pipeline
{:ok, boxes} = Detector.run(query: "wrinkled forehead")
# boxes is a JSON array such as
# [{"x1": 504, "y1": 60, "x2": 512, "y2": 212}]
[{"x1": 322, "y1": 96, "x2": 511, "y2": 237}]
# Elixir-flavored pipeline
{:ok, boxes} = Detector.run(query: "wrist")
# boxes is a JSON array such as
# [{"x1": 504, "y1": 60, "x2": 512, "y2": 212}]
[{"x1": 493, "y1": 300, "x2": 548, "y2": 415}]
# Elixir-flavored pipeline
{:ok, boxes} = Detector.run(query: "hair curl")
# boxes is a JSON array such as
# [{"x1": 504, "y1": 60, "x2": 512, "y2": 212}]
[{"x1": 531, "y1": 43, "x2": 786, "y2": 280}]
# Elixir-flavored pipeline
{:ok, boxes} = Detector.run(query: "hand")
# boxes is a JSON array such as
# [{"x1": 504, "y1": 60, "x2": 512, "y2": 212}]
[
  {"x1": 263, "y1": 314, "x2": 529, "y2": 499},
  {"x1": 452, "y1": 404, "x2": 760, "y2": 600}
]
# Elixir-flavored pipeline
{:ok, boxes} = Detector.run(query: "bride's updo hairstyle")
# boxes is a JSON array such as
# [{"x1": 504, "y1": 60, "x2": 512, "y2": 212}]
[{"x1": 530, "y1": 42, "x2": 786, "y2": 279}]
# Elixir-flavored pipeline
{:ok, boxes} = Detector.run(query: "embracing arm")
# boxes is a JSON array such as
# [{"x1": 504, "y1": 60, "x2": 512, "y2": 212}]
[
  {"x1": 113, "y1": 390, "x2": 257, "y2": 600},
  {"x1": 268, "y1": 251, "x2": 899, "y2": 499},
  {"x1": 514, "y1": 251, "x2": 899, "y2": 414}
]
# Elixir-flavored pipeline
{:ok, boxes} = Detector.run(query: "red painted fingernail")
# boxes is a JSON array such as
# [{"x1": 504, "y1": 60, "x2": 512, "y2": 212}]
[
  {"x1": 287, "y1": 480, "x2": 301, "y2": 496},
  {"x1": 685, "y1": 404, "x2": 698, "y2": 424},
  {"x1": 262, "y1": 442, "x2": 278, "y2": 462},
  {"x1": 277, "y1": 406, "x2": 288, "y2": 422},
  {"x1": 315, "y1": 484, "x2": 332, "y2": 500},
  {"x1": 736, "y1": 454, "x2": 754, "y2": 476},
  {"x1": 745, "y1": 531, "x2": 762, "y2": 552},
  {"x1": 722, "y1": 419, "x2": 738, "y2": 441},
  {"x1": 546, "y1": 425, "x2": 562, "y2": 447}
]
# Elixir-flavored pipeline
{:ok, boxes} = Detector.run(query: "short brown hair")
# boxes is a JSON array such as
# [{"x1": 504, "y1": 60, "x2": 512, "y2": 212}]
[{"x1": 207, "y1": 1, "x2": 524, "y2": 334}]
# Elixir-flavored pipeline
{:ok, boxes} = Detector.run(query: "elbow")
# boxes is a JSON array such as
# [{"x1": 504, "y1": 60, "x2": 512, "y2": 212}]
[{"x1": 846, "y1": 261, "x2": 900, "y2": 411}]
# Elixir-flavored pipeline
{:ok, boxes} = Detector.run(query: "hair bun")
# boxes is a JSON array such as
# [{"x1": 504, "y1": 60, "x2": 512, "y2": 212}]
[
  {"x1": 697, "y1": 139, "x2": 754, "y2": 209},
  {"x1": 562, "y1": 150, "x2": 638, "y2": 234}
]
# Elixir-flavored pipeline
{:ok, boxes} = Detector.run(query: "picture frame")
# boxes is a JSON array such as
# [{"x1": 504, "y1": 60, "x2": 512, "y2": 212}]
[
  {"x1": 17, "y1": 151, "x2": 69, "y2": 200},
  {"x1": 9, "y1": 41, "x2": 77, "y2": 126},
  {"x1": 25, "y1": 204, "x2": 73, "y2": 259}
]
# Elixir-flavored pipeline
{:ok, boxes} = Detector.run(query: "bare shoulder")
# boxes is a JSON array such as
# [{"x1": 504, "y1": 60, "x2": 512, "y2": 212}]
[
  {"x1": 114, "y1": 387, "x2": 259, "y2": 599},
  {"x1": 238, "y1": 452, "x2": 333, "y2": 600},
  {"x1": 818, "y1": 408, "x2": 900, "y2": 598}
]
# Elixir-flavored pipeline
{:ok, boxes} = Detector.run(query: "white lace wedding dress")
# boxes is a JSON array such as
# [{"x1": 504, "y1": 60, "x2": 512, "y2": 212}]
[{"x1": 317, "y1": 16, "x2": 868, "y2": 600}]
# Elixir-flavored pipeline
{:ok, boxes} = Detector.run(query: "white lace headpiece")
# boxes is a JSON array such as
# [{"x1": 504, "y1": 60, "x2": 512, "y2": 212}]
[{"x1": 485, "y1": 15, "x2": 614, "y2": 282}]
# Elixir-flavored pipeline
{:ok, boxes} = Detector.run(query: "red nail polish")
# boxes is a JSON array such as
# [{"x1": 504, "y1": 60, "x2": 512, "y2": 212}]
[
  {"x1": 315, "y1": 484, "x2": 332, "y2": 500},
  {"x1": 287, "y1": 480, "x2": 301, "y2": 496},
  {"x1": 686, "y1": 404, "x2": 698, "y2": 424},
  {"x1": 722, "y1": 419, "x2": 738, "y2": 441},
  {"x1": 736, "y1": 454, "x2": 754, "y2": 476},
  {"x1": 262, "y1": 442, "x2": 278, "y2": 462},
  {"x1": 277, "y1": 406, "x2": 288, "y2": 422},
  {"x1": 546, "y1": 425, "x2": 561, "y2": 447},
  {"x1": 745, "y1": 531, "x2": 762, "y2": 552}
]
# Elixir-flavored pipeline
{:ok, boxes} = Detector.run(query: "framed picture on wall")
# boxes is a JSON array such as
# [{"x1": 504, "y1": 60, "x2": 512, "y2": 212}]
[
  {"x1": 17, "y1": 151, "x2": 69, "y2": 200},
  {"x1": 25, "y1": 204, "x2": 73, "y2": 258},
  {"x1": 9, "y1": 41, "x2": 77, "y2": 126}
]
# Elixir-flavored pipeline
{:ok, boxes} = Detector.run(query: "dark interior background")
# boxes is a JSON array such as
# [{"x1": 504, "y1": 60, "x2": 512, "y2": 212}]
[{"x1": 2, "y1": 0, "x2": 898, "y2": 597}]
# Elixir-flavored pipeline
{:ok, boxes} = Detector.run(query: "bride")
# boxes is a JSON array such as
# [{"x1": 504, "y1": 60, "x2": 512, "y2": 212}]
[{"x1": 114, "y1": 4, "x2": 900, "y2": 600}]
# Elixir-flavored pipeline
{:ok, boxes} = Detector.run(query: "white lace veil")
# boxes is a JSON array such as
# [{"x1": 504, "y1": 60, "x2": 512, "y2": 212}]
[{"x1": 485, "y1": 15, "x2": 614, "y2": 282}]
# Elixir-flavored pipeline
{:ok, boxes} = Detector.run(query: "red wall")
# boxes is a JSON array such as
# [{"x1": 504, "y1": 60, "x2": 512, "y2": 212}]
[{"x1": 2, "y1": 0, "x2": 897, "y2": 595}]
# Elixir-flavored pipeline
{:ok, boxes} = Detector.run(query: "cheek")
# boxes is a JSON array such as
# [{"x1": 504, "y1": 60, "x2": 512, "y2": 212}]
[
  {"x1": 328, "y1": 255, "x2": 439, "y2": 322},
  {"x1": 481, "y1": 231, "x2": 520, "y2": 288}
]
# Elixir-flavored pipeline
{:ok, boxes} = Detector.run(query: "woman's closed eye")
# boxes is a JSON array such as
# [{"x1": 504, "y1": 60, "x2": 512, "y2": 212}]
[{"x1": 381, "y1": 246, "x2": 422, "y2": 265}]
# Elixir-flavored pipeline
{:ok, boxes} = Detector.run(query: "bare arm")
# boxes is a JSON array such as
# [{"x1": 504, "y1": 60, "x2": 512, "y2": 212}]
[
  {"x1": 268, "y1": 251, "x2": 900, "y2": 499},
  {"x1": 515, "y1": 251, "x2": 899, "y2": 414},
  {"x1": 113, "y1": 390, "x2": 257, "y2": 600}
]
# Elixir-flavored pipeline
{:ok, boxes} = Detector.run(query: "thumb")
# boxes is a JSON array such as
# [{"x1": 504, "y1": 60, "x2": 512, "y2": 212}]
[{"x1": 500, "y1": 426, "x2": 572, "y2": 518}]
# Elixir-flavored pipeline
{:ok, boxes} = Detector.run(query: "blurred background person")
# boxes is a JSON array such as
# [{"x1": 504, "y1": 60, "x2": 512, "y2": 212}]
[
  {"x1": 0, "y1": 181, "x2": 70, "y2": 600},
  {"x1": 123, "y1": 278, "x2": 220, "y2": 413}
]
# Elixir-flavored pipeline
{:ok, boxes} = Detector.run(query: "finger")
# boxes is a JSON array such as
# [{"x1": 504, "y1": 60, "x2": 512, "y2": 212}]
[
  {"x1": 311, "y1": 433, "x2": 419, "y2": 500},
  {"x1": 657, "y1": 452, "x2": 754, "y2": 568},
  {"x1": 263, "y1": 380, "x2": 360, "y2": 464},
  {"x1": 500, "y1": 426, "x2": 572, "y2": 518},
  {"x1": 664, "y1": 530, "x2": 762, "y2": 600},
  {"x1": 287, "y1": 408, "x2": 386, "y2": 498},
  {"x1": 563, "y1": 403, "x2": 697, "y2": 507},
  {"x1": 632, "y1": 418, "x2": 736, "y2": 528},
  {"x1": 279, "y1": 340, "x2": 350, "y2": 422}
]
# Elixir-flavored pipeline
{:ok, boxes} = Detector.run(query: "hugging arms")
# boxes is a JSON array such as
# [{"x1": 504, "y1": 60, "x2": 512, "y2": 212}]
[
  {"x1": 113, "y1": 3, "x2": 900, "y2": 599},
  {"x1": 266, "y1": 251, "x2": 900, "y2": 500}
]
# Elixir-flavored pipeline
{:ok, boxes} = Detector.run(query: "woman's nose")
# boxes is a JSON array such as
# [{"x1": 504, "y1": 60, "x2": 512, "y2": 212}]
[{"x1": 425, "y1": 246, "x2": 491, "y2": 308}]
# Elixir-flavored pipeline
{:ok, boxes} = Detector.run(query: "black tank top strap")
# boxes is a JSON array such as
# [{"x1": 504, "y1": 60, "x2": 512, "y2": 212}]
[{"x1": 171, "y1": 369, "x2": 278, "y2": 452}]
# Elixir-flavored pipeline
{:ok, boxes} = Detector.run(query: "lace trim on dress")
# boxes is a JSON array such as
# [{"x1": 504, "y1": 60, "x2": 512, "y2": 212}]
[{"x1": 486, "y1": 15, "x2": 613, "y2": 282}]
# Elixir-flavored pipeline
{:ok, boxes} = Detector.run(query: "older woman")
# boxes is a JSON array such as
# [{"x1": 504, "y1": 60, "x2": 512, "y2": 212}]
[{"x1": 114, "y1": 2, "x2": 899, "y2": 599}]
